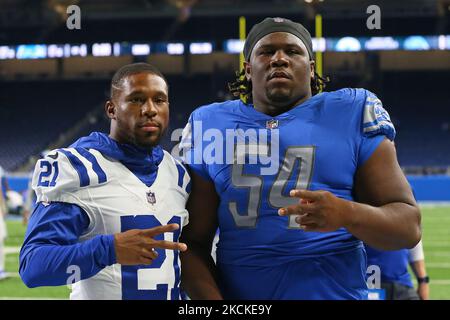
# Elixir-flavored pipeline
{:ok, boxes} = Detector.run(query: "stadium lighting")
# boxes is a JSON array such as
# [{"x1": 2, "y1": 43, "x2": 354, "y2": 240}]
[
  {"x1": 335, "y1": 37, "x2": 361, "y2": 52},
  {"x1": 47, "y1": 45, "x2": 64, "y2": 58},
  {"x1": 189, "y1": 42, "x2": 213, "y2": 54},
  {"x1": 16, "y1": 44, "x2": 47, "y2": 59},
  {"x1": 224, "y1": 39, "x2": 245, "y2": 54},
  {"x1": 365, "y1": 37, "x2": 399, "y2": 50},
  {"x1": 63, "y1": 44, "x2": 88, "y2": 57},
  {"x1": 0, "y1": 35, "x2": 447, "y2": 61},
  {"x1": 92, "y1": 43, "x2": 112, "y2": 57},
  {"x1": 113, "y1": 43, "x2": 121, "y2": 56},
  {"x1": 312, "y1": 38, "x2": 326, "y2": 52},
  {"x1": 69, "y1": 44, "x2": 88, "y2": 57},
  {"x1": 131, "y1": 44, "x2": 151, "y2": 56},
  {"x1": 403, "y1": 36, "x2": 430, "y2": 50},
  {"x1": 0, "y1": 46, "x2": 15, "y2": 59},
  {"x1": 167, "y1": 43, "x2": 185, "y2": 55}
]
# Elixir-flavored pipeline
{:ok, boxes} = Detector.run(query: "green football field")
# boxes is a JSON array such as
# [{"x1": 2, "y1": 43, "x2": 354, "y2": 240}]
[{"x1": 1, "y1": 205, "x2": 449, "y2": 300}]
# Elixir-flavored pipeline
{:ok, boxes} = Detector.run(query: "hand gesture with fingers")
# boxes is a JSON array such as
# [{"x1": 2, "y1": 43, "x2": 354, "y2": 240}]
[
  {"x1": 278, "y1": 189, "x2": 350, "y2": 232},
  {"x1": 114, "y1": 223, "x2": 187, "y2": 265}
]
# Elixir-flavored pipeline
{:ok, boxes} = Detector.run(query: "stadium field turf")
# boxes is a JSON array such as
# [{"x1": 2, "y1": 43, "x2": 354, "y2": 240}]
[{"x1": 1, "y1": 206, "x2": 449, "y2": 300}]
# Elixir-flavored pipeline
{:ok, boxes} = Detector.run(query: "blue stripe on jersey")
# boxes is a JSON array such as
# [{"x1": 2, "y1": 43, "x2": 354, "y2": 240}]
[
  {"x1": 75, "y1": 147, "x2": 107, "y2": 184},
  {"x1": 58, "y1": 149, "x2": 90, "y2": 187},
  {"x1": 185, "y1": 181, "x2": 192, "y2": 194},
  {"x1": 363, "y1": 120, "x2": 378, "y2": 128},
  {"x1": 169, "y1": 216, "x2": 182, "y2": 300},
  {"x1": 176, "y1": 163, "x2": 186, "y2": 189}
]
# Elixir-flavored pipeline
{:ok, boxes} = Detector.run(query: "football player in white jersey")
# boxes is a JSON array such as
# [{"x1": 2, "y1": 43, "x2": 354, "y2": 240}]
[{"x1": 19, "y1": 63, "x2": 191, "y2": 300}]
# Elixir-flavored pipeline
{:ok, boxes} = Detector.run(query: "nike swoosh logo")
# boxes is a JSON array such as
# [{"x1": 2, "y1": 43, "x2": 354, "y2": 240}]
[{"x1": 47, "y1": 153, "x2": 58, "y2": 160}]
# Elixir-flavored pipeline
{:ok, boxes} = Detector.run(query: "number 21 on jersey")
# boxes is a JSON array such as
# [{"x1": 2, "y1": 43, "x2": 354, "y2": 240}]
[{"x1": 120, "y1": 215, "x2": 182, "y2": 300}]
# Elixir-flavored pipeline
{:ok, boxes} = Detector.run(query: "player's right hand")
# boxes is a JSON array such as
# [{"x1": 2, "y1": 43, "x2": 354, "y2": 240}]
[{"x1": 114, "y1": 223, "x2": 187, "y2": 265}]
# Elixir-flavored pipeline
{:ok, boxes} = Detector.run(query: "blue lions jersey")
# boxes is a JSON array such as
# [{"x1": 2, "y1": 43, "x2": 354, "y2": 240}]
[
  {"x1": 182, "y1": 88, "x2": 395, "y2": 299},
  {"x1": 365, "y1": 246, "x2": 413, "y2": 288}
]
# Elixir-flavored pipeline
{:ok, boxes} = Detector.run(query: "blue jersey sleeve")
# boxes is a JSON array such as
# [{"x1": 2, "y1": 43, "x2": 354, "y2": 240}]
[
  {"x1": 19, "y1": 202, "x2": 116, "y2": 288},
  {"x1": 358, "y1": 135, "x2": 386, "y2": 167},
  {"x1": 357, "y1": 90, "x2": 396, "y2": 167}
]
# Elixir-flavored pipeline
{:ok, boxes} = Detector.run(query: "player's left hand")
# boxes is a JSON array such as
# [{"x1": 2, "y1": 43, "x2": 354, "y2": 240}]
[{"x1": 278, "y1": 189, "x2": 350, "y2": 232}]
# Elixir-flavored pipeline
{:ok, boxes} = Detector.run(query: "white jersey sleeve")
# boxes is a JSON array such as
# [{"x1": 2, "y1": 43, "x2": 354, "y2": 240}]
[
  {"x1": 409, "y1": 239, "x2": 425, "y2": 262},
  {"x1": 31, "y1": 148, "x2": 108, "y2": 215}
]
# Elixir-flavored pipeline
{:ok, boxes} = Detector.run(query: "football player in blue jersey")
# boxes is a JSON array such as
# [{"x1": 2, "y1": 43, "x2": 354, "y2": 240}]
[
  {"x1": 179, "y1": 18, "x2": 422, "y2": 300},
  {"x1": 366, "y1": 240, "x2": 429, "y2": 300},
  {"x1": 19, "y1": 63, "x2": 191, "y2": 299}
]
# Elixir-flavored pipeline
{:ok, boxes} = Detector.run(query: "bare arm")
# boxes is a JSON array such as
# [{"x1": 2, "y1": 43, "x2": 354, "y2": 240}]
[
  {"x1": 410, "y1": 259, "x2": 429, "y2": 300},
  {"x1": 180, "y1": 171, "x2": 223, "y2": 299},
  {"x1": 279, "y1": 139, "x2": 421, "y2": 250},
  {"x1": 410, "y1": 259, "x2": 427, "y2": 279},
  {"x1": 349, "y1": 139, "x2": 421, "y2": 249}
]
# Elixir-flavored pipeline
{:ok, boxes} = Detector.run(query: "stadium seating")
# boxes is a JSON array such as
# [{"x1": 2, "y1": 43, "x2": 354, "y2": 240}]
[
  {"x1": 0, "y1": 80, "x2": 109, "y2": 171},
  {"x1": 381, "y1": 71, "x2": 450, "y2": 167}
]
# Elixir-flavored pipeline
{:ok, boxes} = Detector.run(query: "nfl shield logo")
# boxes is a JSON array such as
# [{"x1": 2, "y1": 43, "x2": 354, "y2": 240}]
[
  {"x1": 146, "y1": 190, "x2": 156, "y2": 205},
  {"x1": 266, "y1": 119, "x2": 279, "y2": 129}
]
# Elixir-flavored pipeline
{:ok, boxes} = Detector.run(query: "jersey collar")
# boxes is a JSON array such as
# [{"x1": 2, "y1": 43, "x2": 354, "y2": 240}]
[{"x1": 70, "y1": 132, "x2": 164, "y2": 186}]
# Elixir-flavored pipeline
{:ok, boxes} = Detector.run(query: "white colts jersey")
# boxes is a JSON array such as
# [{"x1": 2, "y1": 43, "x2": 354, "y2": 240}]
[{"x1": 32, "y1": 147, "x2": 190, "y2": 300}]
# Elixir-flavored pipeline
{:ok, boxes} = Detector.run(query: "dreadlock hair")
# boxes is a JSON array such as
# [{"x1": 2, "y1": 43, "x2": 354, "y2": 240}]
[
  {"x1": 228, "y1": 68, "x2": 330, "y2": 104},
  {"x1": 110, "y1": 62, "x2": 168, "y2": 100}
]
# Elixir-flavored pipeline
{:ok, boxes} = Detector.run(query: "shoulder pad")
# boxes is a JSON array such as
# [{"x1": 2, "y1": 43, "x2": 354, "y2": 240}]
[
  {"x1": 32, "y1": 148, "x2": 108, "y2": 202},
  {"x1": 362, "y1": 90, "x2": 396, "y2": 141}
]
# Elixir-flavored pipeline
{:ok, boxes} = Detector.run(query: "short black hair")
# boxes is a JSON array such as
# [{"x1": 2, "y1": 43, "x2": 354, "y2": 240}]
[{"x1": 110, "y1": 62, "x2": 168, "y2": 99}]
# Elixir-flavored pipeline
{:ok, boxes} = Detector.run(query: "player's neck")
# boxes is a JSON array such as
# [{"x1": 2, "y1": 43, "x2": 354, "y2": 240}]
[{"x1": 253, "y1": 93, "x2": 312, "y2": 117}]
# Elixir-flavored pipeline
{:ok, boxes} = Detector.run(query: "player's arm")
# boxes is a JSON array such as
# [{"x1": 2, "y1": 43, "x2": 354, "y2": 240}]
[
  {"x1": 20, "y1": 202, "x2": 186, "y2": 288},
  {"x1": 280, "y1": 139, "x2": 421, "y2": 250},
  {"x1": 346, "y1": 90, "x2": 420, "y2": 249},
  {"x1": 280, "y1": 90, "x2": 420, "y2": 250},
  {"x1": 346, "y1": 138, "x2": 421, "y2": 249},
  {"x1": 19, "y1": 202, "x2": 116, "y2": 287},
  {"x1": 180, "y1": 171, "x2": 223, "y2": 300}
]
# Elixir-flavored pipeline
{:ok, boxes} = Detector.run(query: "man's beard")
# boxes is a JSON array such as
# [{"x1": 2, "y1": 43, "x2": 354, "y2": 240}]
[
  {"x1": 136, "y1": 130, "x2": 166, "y2": 149},
  {"x1": 266, "y1": 87, "x2": 292, "y2": 104}
]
